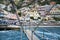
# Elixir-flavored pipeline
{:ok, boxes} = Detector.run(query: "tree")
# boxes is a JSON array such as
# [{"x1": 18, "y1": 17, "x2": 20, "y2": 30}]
[
  {"x1": 0, "y1": 0, "x2": 3, "y2": 4},
  {"x1": 18, "y1": 12, "x2": 21, "y2": 17},
  {"x1": 53, "y1": 17, "x2": 60, "y2": 21},
  {"x1": 30, "y1": 17, "x2": 34, "y2": 20}
]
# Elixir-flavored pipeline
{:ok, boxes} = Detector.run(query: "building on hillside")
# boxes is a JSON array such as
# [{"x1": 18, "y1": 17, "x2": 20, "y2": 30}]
[{"x1": 0, "y1": 9, "x2": 18, "y2": 26}]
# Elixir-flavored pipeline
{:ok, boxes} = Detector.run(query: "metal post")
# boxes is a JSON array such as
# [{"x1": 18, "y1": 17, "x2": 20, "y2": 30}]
[
  {"x1": 42, "y1": 31, "x2": 44, "y2": 39},
  {"x1": 31, "y1": 30, "x2": 34, "y2": 40},
  {"x1": 9, "y1": 0, "x2": 24, "y2": 40}
]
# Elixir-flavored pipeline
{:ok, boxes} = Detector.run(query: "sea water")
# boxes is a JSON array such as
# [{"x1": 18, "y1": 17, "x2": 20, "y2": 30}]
[
  {"x1": 34, "y1": 27, "x2": 60, "y2": 40},
  {"x1": 0, "y1": 30, "x2": 28, "y2": 40},
  {"x1": 0, "y1": 27, "x2": 60, "y2": 40}
]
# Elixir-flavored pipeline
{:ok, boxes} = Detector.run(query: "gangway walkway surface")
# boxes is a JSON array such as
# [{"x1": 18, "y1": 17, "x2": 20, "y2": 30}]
[{"x1": 24, "y1": 30, "x2": 39, "y2": 40}]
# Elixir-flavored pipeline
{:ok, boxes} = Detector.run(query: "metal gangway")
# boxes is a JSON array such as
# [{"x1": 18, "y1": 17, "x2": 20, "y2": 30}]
[{"x1": 1, "y1": 0, "x2": 60, "y2": 40}]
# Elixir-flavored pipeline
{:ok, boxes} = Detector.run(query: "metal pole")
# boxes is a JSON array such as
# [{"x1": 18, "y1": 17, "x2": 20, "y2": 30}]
[
  {"x1": 9, "y1": 0, "x2": 24, "y2": 40},
  {"x1": 31, "y1": 31, "x2": 33, "y2": 40},
  {"x1": 42, "y1": 31, "x2": 44, "y2": 39}
]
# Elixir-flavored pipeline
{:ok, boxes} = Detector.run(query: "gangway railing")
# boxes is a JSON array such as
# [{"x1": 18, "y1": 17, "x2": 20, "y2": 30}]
[
  {"x1": 9, "y1": 0, "x2": 28, "y2": 40},
  {"x1": 2, "y1": 0, "x2": 60, "y2": 40}
]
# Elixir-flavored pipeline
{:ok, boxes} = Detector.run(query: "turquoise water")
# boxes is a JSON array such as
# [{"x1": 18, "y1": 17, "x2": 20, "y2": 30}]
[
  {"x1": 0, "y1": 30, "x2": 28, "y2": 40},
  {"x1": 34, "y1": 27, "x2": 60, "y2": 40},
  {"x1": 0, "y1": 27, "x2": 60, "y2": 40},
  {"x1": 24, "y1": 27, "x2": 60, "y2": 40}
]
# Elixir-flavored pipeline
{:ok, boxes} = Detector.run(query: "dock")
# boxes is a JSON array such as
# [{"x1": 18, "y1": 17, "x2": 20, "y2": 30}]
[
  {"x1": 0, "y1": 25, "x2": 60, "y2": 30},
  {"x1": 0, "y1": 25, "x2": 20, "y2": 30}
]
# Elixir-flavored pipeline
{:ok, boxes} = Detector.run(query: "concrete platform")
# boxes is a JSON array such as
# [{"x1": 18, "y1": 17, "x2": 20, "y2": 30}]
[{"x1": 0, "y1": 25, "x2": 20, "y2": 30}]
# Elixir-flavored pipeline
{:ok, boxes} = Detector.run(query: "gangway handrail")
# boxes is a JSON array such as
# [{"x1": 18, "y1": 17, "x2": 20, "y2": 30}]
[{"x1": 9, "y1": 0, "x2": 28, "y2": 40}]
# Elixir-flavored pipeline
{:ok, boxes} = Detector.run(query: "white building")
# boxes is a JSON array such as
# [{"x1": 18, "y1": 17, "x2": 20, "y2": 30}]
[{"x1": 0, "y1": 4, "x2": 6, "y2": 9}]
